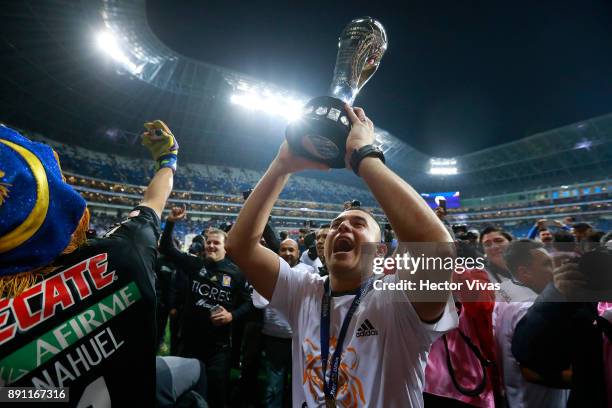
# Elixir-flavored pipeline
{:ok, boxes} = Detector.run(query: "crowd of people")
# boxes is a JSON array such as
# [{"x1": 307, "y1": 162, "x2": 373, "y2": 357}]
[
  {"x1": 1, "y1": 111, "x2": 611, "y2": 408},
  {"x1": 69, "y1": 173, "x2": 610, "y2": 245}
]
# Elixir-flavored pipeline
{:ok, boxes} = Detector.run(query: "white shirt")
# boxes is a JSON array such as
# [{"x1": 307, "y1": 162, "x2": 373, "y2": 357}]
[
  {"x1": 498, "y1": 278, "x2": 538, "y2": 302},
  {"x1": 293, "y1": 261, "x2": 316, "y2": 275},
  {"x1": 300, "y1": 251, "x2": 323, "y2": 269},
  {"x1": 270, "y1": 258, "x2": 458, "y2": 407},
  {"x1": 252, "y1": 262, "x2": 315, "y2": 338},
  {"x1": 494, "y1": 300, "x2": 569, "y2": 408},
  {"x1": 487, "y1": 271, "x2": 537, "y2": 303}
]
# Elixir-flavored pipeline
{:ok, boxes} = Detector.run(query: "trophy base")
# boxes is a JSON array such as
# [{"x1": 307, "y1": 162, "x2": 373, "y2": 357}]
[{"x1": 286, "y1": 96, "x2": 351, "y2": 168}]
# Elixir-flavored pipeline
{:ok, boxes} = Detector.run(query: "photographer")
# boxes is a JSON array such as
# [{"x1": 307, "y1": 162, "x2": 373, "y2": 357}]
[
  {"x1": 495, "y1": 240, "x2": 569, "y2": 407},
  {"x1": 300, "y1": 224, "x2": 330, "y2": 276},
  {"x1": 160, "y1": 206, "x2": 251, "y2": 408},
  {"x1": 455, "y1": 230, "x2": 481, "y2": 258},
  {"x1": 511, "y1": 243, "x2": 612, "y2": 407},
  {"x1": 434, "y1": 198, "x2": 454, "y2": 239}
]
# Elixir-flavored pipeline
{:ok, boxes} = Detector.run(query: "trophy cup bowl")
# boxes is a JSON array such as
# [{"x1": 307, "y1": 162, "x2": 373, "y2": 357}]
[{"x1": 286, "y1": 17, "x2": 387, "y2": 168}]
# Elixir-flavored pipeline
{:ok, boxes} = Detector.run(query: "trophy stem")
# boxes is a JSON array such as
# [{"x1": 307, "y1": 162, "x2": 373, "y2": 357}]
[{"x1": 329, "y1": 83, "x2": 357, "y2": 105}]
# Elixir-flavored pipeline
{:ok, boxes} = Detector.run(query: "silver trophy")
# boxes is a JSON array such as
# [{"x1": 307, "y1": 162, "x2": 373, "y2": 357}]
[{"x1": 286, "y1": 17, "x2": 388, "y2": 168}]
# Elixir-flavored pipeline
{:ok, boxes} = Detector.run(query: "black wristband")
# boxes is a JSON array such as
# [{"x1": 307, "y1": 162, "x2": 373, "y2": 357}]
[{"x1": 350, "y1": 145, "x2": 385, "y2": 176}]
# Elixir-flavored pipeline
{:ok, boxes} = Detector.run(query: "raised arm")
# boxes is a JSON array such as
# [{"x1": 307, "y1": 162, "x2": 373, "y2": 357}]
[
  {"x1": 527, "y1": 219, "x2": 546, "y2": 240},
  {"x1": 159, "y1": 206, "x2": 202, "y2": 273},
  {"x1": 139, "y1": 120, "x2": 178, "y2": 218},
  {"x1": 344, "y1": 105, "x2": 454, "y2": 321},
  {"x1": 262, "y1": 221, "x2": 281, "y2": 254},
  {"x1": 140, "y1": 168, "x2": 173, "y2": 219},
  {"x1": 226, "y1": 144, "x2": 327, "y2": 300}
]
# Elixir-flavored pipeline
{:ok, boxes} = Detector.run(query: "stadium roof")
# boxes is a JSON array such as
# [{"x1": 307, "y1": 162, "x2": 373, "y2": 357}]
[{"x1": 0, "y1": 0, "x2": 611, "y2": 197}]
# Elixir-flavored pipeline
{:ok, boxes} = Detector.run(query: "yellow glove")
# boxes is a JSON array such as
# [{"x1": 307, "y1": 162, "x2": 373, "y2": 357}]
[{"x1": 141, "y1": 120, "x2": 178, "y2": 172}]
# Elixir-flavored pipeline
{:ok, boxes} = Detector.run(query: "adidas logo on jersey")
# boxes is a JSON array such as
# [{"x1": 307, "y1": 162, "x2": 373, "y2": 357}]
[{"x1": 356, "y1": 319, "x2": 378, "y2": 337}]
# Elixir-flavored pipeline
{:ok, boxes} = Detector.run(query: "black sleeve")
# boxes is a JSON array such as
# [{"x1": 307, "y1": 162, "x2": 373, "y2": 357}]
[
  {"x1": 230, "y1": 274, "x2": 253, "y2": 322},
  {"x1": 105, "y1": 206, "x2": 160, "y2": 266},
  {"x1": 159, "y1": 220, "x2": 201, "y2": 274},
  {"x1": 169, "y1": 266, "x2": 188, "y2": 310},
  {"x1": 511, "y1": 283, "x2": 578, "y2": 377},
  {"x1": 263, "y1": 222, "x2": 280, "y2": 254},
  {"x1": 158, "y1": 263, "x2": 174, "y2": 306},
  {"x1": 168, "y1": 266, "x2": 177, "y2": 309}
]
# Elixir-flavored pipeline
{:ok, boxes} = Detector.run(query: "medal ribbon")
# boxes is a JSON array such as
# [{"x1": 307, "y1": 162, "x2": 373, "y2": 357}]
[{"x1": 320, "y1": 276, "x2": 375, "y2": 402}]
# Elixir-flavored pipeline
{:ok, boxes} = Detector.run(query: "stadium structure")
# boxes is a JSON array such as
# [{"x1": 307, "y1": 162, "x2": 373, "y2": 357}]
[{"x1": 1, "y1": 0, "x2": 610, "y2": 241}]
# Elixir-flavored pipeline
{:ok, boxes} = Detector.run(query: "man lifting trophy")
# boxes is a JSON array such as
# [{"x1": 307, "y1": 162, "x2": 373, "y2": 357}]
[{"x1": 286, "y1": 17, "x2": 388, "y2": 168}]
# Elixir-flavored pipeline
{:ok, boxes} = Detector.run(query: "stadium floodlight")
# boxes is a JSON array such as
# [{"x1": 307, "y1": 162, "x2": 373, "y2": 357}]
[
  {"x1": 429, "y1": 167, "x2": 458, "y2": 175},
  {"x1": 230, "y1": 90, "x2": 306, "y2": 121},
  {"x1": 96, "y1": 30, "x2": 143, "y2": 75},
  {"x1": 574, "y1": 139, "x2": 592, "y2": 150},
  {"x1": 429, "y1": 158, "x2": 458, "y2": 175}
]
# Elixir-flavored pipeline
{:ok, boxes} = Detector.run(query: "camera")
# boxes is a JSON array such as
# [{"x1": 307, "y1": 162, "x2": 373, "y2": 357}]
[
  {"x1": 344, "y1": 199, "x2": 361, "y2": 210},
  {"x1": 86, "y1": 228, "x2": 98, "y2": 239},
  {"x1": 307, "y1": 245, "x2": 318, "y2": 261},
  {"x1": 303, "y1": 231, "x2": 318, "y2": 260},
  {"x1": 220, "y1": 221, "x2": 233, "y2": 233},
  {"x1": 242, "y1": 188, "x2": 253, "y2": 200},
  {"x1": 452, "y1": 224, "x2": 468, "y2": 235},
  {"x1": 576, "y1": 247, "x2": 612, "y2": 290},
  {"x1": 438, "y1": 197, "x2": 447, "y2": 212},
  {"x1": 456, "y1": 231, "x2": 478, "y2": 243},
  {"x1": 189, "y1": 240, "x2": 204, "y2": 254},
  {"x1": 455, "y1": 236, "x2": 481, "y2": 259},
  {"x1": 303, "y1": 220, "x2": 318, "y2": 229},
  {"x1": 304, "y1": 231, "x2": 316, "y2": 249},
  {"x1": 383, "y1": 224, "x2": 394, "y2": 243}
]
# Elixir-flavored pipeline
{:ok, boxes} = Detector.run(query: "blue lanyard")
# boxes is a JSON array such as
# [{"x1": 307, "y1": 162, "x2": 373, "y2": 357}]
[{"x1": 320, "y1": 276, "x2": 375, "y2": 401}]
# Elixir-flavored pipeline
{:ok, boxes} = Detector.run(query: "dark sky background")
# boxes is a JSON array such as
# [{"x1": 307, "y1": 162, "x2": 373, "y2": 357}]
[{"x1": 147, "y1": 0, "x2": 612, "y2": 156}]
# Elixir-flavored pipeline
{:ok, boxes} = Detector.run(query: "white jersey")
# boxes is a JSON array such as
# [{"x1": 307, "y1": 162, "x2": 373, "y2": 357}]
[
  {"x1": 293, "y1": 261, "x2": 316, "y2": 275},
  {"x1": 300, "y1": 251, "x2": 323, "y2": 269},
  {"x1": 270, "y1": 258, "x2": 458, "y2": 407},
  {"x1": 494, "y1": 300, "x2": 569, "y2": 408},
  {"x1": 487, "y1": 271, "x2": 536, "y2": 303}
]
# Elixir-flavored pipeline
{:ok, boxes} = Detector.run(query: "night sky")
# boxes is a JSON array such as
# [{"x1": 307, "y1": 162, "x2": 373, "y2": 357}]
[{"x1": 147, "y1": 0, "x2": 612, "y2": 156}]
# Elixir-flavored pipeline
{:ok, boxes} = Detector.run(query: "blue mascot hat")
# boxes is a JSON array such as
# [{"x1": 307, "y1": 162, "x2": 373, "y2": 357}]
[{"x1": 0, "y1": 125, "x2": 87, "y2": 277}]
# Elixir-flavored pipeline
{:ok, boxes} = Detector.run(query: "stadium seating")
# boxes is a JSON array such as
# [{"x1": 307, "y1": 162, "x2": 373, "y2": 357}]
[
  {"x1": 21, "y1": 129, "x2": 612, "y2": 242},
  {"x1": 27, "y1": 132, "x2": 378, "y2": 206}
]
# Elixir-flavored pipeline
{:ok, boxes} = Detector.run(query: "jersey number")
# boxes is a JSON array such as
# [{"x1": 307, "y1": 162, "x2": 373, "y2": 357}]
[{"x1": 76, "y1": 376, "x2": 111, "y2": 408}]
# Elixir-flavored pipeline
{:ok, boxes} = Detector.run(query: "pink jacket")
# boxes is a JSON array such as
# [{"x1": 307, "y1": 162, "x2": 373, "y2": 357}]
[{"x1": 425, "y1": 269, "x2": 500, "y2": 407}]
